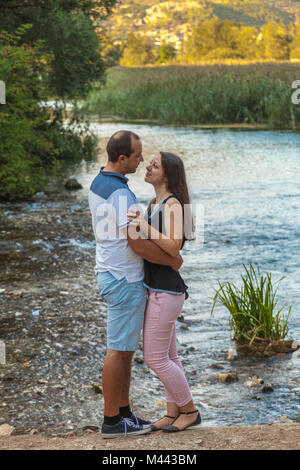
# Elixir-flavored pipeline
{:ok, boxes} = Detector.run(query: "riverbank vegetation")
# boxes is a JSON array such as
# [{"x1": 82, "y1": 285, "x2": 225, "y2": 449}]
[
  {"x1": 83, "y1": 63, "x2": 300, "y2": 127},
  {"x1": 0, "y1": 1, "x2": 117, "y2": 201}
]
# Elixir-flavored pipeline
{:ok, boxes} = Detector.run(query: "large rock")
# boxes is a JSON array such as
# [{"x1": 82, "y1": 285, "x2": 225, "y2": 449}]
[
  {"x1": 236, "y1": 339, "x2": 300, "y2": 357},
  {"x1": 0, "y1": 424, "x2": 15, "y2": 436},
  {"x1": 216, "y1": 373, "x2": 238, "y2": 383},
  {"x1": 64, "y1": 178, "x2": 83, "y2": 191},
  {"x1": 33, "y1": 192, "x2": 48, "y2": 201}
]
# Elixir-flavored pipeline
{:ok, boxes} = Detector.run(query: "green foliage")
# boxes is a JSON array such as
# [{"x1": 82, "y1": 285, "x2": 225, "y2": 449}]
[
  {"x1": 0, "y1": 27, "x2": 98, "y2": 200},
  {"x1": 0, "y1": 1, "x2": 117, "y2": 201},
  {"x1": 256, "y1": 21, "x2": 292, "y2": 60},
  {"x1": 0, "y1": 0, "x2": 117, "y2": 99},
  {"x1": 83, "y1": 64, "x2": 300, "y2": 128},
  {"x1": 0, "y1": 27, "x2": 51, "y2": 200},
  {"x1": 117, "y1": 15, "x2": 299, "y2": 65},
  {"x1": 290, "y1": 20, "x2": 300, "y2": 59},
  {"x1": 211, "y1": 264, "x2": 292, "y2": 344},
  {"x1": 47, "y1": 10, "x2": 106, "y2": 99},
  {"x1": 157, "y1": 44, "x2": 176, "y2": 64},
  {"x1": 180, "y1": 18, "x2": 294, "y2": 63},
  {"x1": 120, "y1": 33, "x2": 157, "y2": 66}
]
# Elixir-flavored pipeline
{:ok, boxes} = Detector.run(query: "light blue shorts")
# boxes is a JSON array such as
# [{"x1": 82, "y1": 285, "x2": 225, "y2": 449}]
[{"x1": 96, "y1": 271, "x2": 147, "y2": 351}]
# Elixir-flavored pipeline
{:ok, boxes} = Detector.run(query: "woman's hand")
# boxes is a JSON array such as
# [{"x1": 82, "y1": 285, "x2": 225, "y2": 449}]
[
  {"x1": 171, "y1": 254, "x2": 183, "y2": 271},
  {"x1": 127, "y1": 209, "x2": 149, "y2": 235},
  {"x1": 127, "y1": 209, "x2": 141, "y2": 227}
]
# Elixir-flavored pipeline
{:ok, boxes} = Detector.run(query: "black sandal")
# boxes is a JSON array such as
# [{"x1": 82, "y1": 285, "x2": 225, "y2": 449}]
[
  {"x1": 151, "y1": 415, "x2": 176, "y2": 432},
  {"x1": 161, "y1": 409, "x2": 201, "y2": 433}
]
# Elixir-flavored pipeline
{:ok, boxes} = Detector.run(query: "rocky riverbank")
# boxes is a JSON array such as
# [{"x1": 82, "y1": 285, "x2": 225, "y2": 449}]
[
  {"x1": 0, "y1": 194, "x2": 199, "y2": 435},
  {"x1": 1, "y1": 184, "x2": 300, "y2": 436},
  {"x1": 0, "y1": 423, "x2": 299, "y2": 450}
]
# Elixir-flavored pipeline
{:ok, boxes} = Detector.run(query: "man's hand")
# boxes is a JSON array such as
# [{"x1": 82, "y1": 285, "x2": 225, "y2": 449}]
[{"x1": 170, "y1": 254, "x2": 183, "y2": 272}]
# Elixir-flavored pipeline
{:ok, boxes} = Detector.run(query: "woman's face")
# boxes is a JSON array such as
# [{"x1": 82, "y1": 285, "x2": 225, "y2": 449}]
[{"x1": 145, "y1": 153, "x2": 167, "y2": 186}]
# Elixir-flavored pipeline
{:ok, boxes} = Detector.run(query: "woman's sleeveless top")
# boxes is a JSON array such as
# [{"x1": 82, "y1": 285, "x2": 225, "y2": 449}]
[{"x1": 143, "y1": 195, "x2": 189, "y2": 299}]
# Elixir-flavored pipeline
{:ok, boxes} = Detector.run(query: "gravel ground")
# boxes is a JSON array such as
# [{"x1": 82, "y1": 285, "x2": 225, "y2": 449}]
[{"x1": 0, "y1": 423, "x2": 299, "y2": 450}]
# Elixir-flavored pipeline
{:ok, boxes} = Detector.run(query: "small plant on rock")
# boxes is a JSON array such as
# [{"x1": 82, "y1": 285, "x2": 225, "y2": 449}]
[{"x1": 211, "y1": 264, "x2": 295, "y2": 355}]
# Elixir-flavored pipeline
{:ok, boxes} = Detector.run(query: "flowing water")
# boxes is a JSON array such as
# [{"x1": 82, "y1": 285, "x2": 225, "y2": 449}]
[{"x1": 0, "y1": 123, "x2": 300, "y2": 434}]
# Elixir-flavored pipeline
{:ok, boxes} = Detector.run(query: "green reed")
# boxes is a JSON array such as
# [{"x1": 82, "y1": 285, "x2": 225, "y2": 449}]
[
  {"x1": 211, "y1": 264, "x2": 292, "y2": 344},
  {"x1": 84, "y1": 64, "x2": 300, "y2": 128}
]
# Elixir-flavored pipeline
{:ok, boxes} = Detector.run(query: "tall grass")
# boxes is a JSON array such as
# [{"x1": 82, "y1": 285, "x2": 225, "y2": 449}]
[
  {"x1": 211, "y1": 264, "x2": 292, "y2": 344},
  {"x1": 83, "y1": 63, "x2": 300, "y2": 128}
]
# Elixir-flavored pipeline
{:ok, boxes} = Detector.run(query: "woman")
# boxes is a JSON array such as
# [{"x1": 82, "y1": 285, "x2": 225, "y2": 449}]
[{"x1": 128, "y1": 152, "x2": 201, "y2": 432}]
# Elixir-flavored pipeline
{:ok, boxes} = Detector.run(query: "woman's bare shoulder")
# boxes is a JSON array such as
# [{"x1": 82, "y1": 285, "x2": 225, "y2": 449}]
[{"x1": 165, "y1": 196, "x2": 182, "y2": 209}]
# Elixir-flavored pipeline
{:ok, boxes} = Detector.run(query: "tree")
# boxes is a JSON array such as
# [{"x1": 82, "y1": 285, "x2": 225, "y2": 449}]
[
  {"x1": 180, "y1": 17, "x2": 219, "y2": 63},
  {"x1": 120, "y1": 33, "x2": 156, "y2": 66},
  {"x1": 256, "y1": 21, "x2": 291, "y2": 61},
  {"x1": 0, "y1": 1, "x2": 117, "y2": 200},
  {"x1": 236, "y1": 26, "x2": 258, "y2": 59},
  {"x1": 216, "y1": 20, "x2": 239, "y2": 51},
  {"x1": 0, "y1": 0, "x2": 117, "y2": 99},
  {"x1": 290, "y1": 21, "x2": 300, "y2": 60},
  {"x1": 157, "y1": 44, "x2": 176, "y2": 64}
]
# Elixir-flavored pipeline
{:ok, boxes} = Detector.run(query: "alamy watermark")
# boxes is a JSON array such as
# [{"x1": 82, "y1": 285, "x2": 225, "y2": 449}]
[
  {"x1": 0, "y1": 80, "x2": 5, "y2": 104},
  {"x1": 292, "y1": 80, "x2": 300, "y2": 105},
  {"x1": 93, "y1": 198, "x2": 204, "y2": 246}
]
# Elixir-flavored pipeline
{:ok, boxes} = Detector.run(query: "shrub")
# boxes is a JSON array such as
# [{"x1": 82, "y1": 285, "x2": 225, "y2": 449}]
[
  {"x1": 211, "y1": 264, "x2": 292, "y2": 344},
  {"x1": 0, "y1": 27, "x2": 98, "y2": 201}
]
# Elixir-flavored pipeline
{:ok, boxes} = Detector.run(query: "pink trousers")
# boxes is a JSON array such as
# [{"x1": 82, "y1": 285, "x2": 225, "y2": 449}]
[{"x1": 143, "y1": 290, "x2": 193, "y2": 407}]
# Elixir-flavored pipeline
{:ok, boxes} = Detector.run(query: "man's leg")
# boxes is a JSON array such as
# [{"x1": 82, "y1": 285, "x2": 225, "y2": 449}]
[
  {"x1": 102, "y1": 349, "x2": 134, "y2": 416},
  {"x1": 119, "y1": 351, "x2": 134, "y2": 408}
]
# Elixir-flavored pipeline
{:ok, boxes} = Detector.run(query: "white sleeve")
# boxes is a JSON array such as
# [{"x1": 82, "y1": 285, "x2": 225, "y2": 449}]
[{"x1": 110, "y1": 188, "x2": 141, "y2": 229}]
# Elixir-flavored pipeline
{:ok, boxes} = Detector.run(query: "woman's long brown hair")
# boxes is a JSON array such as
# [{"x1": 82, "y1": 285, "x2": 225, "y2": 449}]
[{"x1": 160, "y1": 152, "x2": 194, "y2": 240}]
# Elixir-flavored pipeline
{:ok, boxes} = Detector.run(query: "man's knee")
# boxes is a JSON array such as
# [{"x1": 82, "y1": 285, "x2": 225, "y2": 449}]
[{"x1": 106, "y1": 349, "x2": 134, "y2": 362}]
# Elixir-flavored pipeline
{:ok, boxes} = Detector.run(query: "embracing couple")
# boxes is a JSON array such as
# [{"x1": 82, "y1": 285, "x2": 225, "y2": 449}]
[{"x1": 88, "y1": 130, "x2": 201, "y2": 439}]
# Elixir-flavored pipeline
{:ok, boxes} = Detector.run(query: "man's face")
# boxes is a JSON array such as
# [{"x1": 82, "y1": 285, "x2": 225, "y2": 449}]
[{"x1": 123, "y1": 138, "x2": 144, "y2": 174}]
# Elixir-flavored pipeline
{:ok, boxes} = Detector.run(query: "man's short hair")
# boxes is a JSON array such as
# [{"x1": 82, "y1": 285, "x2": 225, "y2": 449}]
[{"x1": 106, "y1": 130, "x2": 140, "y2": 163}]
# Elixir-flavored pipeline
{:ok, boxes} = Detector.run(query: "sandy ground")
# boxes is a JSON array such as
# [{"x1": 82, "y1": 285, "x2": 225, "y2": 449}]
[{"x1": 0, "y1": 423, "x2": 299, "y2": 450}]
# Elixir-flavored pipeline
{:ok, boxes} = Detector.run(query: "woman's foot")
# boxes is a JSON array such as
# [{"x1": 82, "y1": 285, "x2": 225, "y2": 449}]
[
  {"x1": 151, "y1": 415, "x2": 176, "y2": 432},
  {"x1": 162, "y1": 410, "x2": 201, "y2": 432}
]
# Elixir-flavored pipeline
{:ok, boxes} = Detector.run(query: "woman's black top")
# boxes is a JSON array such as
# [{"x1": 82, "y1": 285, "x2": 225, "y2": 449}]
[{"x1": 143, "y1": 195, "x2": 189, "y2": 299}]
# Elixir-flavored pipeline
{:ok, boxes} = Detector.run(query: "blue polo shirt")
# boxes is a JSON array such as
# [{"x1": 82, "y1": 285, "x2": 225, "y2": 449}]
[{"x1": 88, "y1": 167, "x2": 144, "y2": 282}]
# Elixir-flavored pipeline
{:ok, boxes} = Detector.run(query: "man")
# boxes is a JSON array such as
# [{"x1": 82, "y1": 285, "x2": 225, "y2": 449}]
[{"x1": 88, "y1": 130, "x2": 182, "y2": 438}]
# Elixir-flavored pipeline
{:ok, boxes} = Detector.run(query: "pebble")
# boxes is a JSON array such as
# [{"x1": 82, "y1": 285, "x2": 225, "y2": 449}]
[
  {"x1": 134, "y1": 357, "x2": 144, "y2": 364},
  {"x1": 33, "y1": 192, "x2": 48, "y2": 201},
  {"x1": 244, "y1": 375, "x2": 264, "y2": 388},
  {"x1": 0, "y1": 424, "x2": 15, "y2": 436},
  {"x1": 92, "y1": 383, "x2": 103, "y2": 394},
  {"x1": 227, "y1": 351, "x2": 238, "y2": 361},
  {"x1": 155, "y1": 399, "x2": 166, "y2": 408},
  {"x1": 30, "y1": 429, "x2": 39, "y2": 435},
  {"x1": 277, "y1": 416, "x2": 293, "y2": 423},
  {"x1": 261, "y1": 384, "x2": 274, "y2": 393},
  {"x1": 82, "y1": 425, "x2": 99, "y2": 432},
  {"x1": 64, "y1": 178, "x2": 82, "y2": 191},
  {"x1": 216, "y1": 373, "x2": 238, "y2": 383}
]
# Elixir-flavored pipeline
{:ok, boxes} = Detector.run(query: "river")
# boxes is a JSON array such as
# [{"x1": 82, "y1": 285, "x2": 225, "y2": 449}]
[{"x1": 0, "y1": 123, "x2": 299, "y2": 435}]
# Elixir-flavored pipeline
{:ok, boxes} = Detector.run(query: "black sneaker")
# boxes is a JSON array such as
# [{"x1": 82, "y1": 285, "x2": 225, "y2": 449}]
[
  {"x1": 101, "y1": 417, "x2": 151, "y2": 439},
  {"x1": 130, "y1": 412, "x2": 152, "y2": 429}
]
